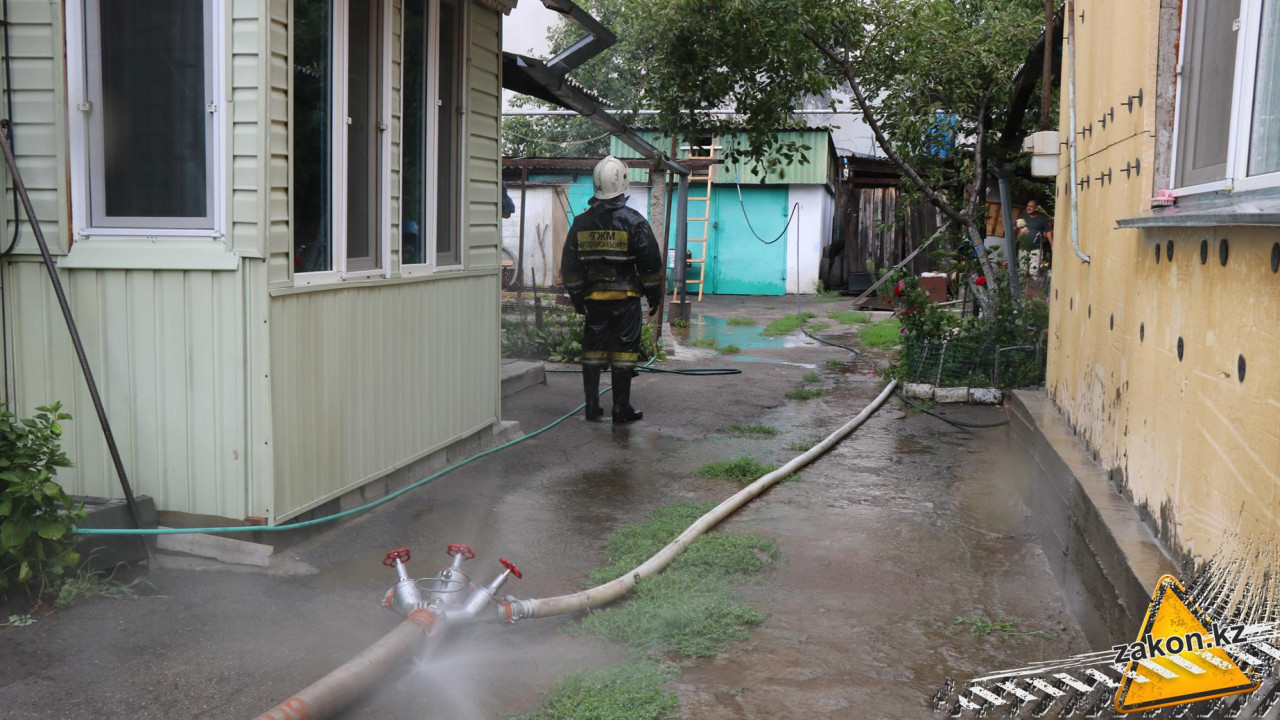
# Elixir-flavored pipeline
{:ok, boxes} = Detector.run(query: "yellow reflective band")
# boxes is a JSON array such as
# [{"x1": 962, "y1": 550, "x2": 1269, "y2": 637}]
[
  {"x1": 610, "y1": 352, "x2": 640, "y2": 361},
  {"x1": 578, "y1": 230, "x2": 629, "y2": 252},
  {"x1": 585, "y1": 290, "x2": 640, "y2": 300}
]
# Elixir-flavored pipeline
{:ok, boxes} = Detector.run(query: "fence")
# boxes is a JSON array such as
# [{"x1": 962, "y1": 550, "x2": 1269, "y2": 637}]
[{"x1": 903, "y1": 338, "x2": 1045, "y2": 389}]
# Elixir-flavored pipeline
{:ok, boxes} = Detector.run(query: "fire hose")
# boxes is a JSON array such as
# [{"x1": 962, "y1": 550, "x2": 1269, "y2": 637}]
[{"x1": 252, "y1": 379, "x2": 898, "y2": 720}]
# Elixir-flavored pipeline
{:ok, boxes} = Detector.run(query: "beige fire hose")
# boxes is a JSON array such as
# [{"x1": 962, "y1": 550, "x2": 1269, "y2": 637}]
[{"x1": 254, "y1": 379, "x2": 899, "y2": 720}]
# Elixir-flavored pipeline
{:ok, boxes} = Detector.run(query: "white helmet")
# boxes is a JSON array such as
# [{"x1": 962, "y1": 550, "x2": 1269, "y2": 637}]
[{"x1": 592, "y1": 155, "x2": 629, "y2": 200}]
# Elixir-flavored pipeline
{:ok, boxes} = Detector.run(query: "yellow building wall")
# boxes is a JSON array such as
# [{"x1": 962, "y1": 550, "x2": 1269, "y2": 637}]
[{"x1": 1047, "y1": 0, "x2": 1280, "y2": 561}]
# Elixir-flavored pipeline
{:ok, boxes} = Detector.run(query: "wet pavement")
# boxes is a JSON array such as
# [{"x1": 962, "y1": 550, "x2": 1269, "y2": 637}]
[{"x1": 0, "y1": 295, "x2": 1086, "y2": 719}]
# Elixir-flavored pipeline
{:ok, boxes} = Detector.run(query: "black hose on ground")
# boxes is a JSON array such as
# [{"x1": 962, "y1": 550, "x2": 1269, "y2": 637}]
[
  {"x1": 801, "y1": 328, "x2": 1010, "y2": 431},
  {"x1": 0, "y1": 122, "x2": 150, "y2": 538}
]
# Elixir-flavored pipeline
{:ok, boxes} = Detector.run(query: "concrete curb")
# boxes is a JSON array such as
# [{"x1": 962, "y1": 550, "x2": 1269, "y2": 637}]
[{"x1": 1009, "y1": 390, "x2": 1178, "y2": 648}]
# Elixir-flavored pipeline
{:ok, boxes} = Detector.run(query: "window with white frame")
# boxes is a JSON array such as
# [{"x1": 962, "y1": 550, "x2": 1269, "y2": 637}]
[
  {"x1": 401, "y1": 0, "x2": 465, "y2": 269},
  {"x1": 69, "y1": 0, "x2": 219, "y2": 232},
  {"x1": 293, "y1": 0, "x2": 391, "y2": 277},
  {"x1": 1175, "y1": 0, "x2": 1280, "y2": 193}
]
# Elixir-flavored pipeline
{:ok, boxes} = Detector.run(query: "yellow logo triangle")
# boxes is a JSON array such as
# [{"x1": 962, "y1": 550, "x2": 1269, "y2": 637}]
[{"x1": 1114, "y1": 575, "x2": 1259, "y2": 714}]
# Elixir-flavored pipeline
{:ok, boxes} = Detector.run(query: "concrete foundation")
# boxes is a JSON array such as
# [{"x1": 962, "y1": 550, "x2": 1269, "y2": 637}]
[{"x1": 1009, "y1": 389, "x2": 1177, "y2": 647}]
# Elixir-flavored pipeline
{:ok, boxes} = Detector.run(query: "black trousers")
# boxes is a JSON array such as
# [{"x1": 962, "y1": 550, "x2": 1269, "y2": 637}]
[{"x1": 581, "y1": 298, "x2": 642, "y2": 369}]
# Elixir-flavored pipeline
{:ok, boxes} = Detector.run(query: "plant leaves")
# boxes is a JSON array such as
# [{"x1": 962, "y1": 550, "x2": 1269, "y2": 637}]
[{"x1": 36, "y1": 518, "x2": 67, "y2": 540}]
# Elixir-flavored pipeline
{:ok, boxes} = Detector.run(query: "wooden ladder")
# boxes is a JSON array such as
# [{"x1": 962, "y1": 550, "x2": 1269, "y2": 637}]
[{"x1": 674, "y1": 142, "x2": 716, "y2": 302}]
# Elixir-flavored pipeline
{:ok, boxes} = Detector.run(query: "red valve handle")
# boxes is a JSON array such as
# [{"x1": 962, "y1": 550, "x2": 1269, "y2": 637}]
[
  {"x1": 446, "y1": 543, "x2": 476, "y2": 561},
  {"x1": 499, "y1": 557, "x2": 522, "y2": 579},
  {"x1": 383, "y1": 548, "x2": 411, "y2": 567}
]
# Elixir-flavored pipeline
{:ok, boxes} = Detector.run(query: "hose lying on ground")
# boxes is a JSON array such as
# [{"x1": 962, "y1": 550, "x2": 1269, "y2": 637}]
[{"x1": 501, "y1": 378, "x2": 900, "y2": 621}]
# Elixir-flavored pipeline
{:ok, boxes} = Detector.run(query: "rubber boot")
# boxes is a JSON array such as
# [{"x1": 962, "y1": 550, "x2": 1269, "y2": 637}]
[
  {"x1": 611, "y1": 368, "x2": 643, "y2": 423},
  {"x1": 583, "y1": 366, "x2": 604, "y2": 421}
]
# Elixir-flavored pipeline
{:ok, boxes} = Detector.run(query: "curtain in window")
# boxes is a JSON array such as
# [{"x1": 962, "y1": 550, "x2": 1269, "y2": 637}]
[{"x1": 1250, "y1": 0, "x2": 1280, "y2": 175}]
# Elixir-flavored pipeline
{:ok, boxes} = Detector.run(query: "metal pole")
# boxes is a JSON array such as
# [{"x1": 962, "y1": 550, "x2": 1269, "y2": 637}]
[
  {"x1": 1042, "y1": 0, "x2": 1055, "y2": 130},
  {"x1": 671, "y1": 173, "x2": 691, "y2": 321},
  {"x1": 995, "y1": 163, "x2": 1021, "y2": 299},
  {"x1": 515, "y1": 165, "x2": 529, "y2": 319},
  {"x1": 1065, "y1": 0, "x2": 1090, "y2": 264}
]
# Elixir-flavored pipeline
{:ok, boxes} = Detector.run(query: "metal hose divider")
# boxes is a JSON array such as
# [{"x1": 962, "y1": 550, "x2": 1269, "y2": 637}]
[
  {"x1": 501, "y1": 378, "x2": 900, "y2": 621},
  {"x1": 0, "y1": 122, "x2": 148, "y2": 539}
]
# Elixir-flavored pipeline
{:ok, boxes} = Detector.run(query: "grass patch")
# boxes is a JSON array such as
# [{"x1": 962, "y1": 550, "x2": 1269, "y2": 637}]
[
  {"x1": 670, "y1": 317, "x2": 689, "y2": 329},
  {"x1": 806, "y1": 321, "x2": 831, "y2": 332},
  {"x1": 54, "y1": 567, "x2": 148, "y2": 608},
  {"x1": 954, "y1": 615, "x2": 1057, "y2": 641},
  {"x1": 786, "y1": 387, "x2": 826, "y2": 400},
  {"x1": 858, "y1": 318, "x2": 902, "y2": 349},
  {"x1": 719, "y1": 344, "x2": 741, "y2": 355},
  {"x1": 785, "y1": 441, "x2": 812, "y2": 452},
  {"x1": 513, "y1": 660, "x2": 679, "y2": 720},
  {"x1": 827, "y1": 310, "x2": 871, "y2": 325},
  {"x1": 576, "y1": 503, "x2": 779, "y2": 657},
  {"x1": 802, "y1": 372, "x2": 821, "y2": 383},
  {"x1": 813, "y1": 295, "x2": 844, "y2": 303},
  {"x1": 825, "y1": 358, "x2": 845, "y2": 367},
  {"x1": 726, "y1": 317, "x2": 757, "y2": 326},
  {"x1": 763, "y1": 305, "x2": 775, "y2": 310},
  {"x1": 726, "y1": 423, "x2": 778, "y2": 437},
  {"x1": 695, "y1": 456, "x2": 777, "y2": 483},
  {"x1": 761, "y1": 312, "x2": 817, "y2": 337},
  {"x1": 689, "y1": 337, "x2": 720, "y2": 349}
]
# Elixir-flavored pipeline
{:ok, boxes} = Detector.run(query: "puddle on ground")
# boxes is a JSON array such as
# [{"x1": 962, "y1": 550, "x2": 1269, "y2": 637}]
[{"x1": 674, "y1": 314, "x2": 820, "y2": 351}]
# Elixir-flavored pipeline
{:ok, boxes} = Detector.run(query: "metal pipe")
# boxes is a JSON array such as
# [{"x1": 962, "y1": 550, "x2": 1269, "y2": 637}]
[
  {"x1": 673, "y1": 173, "x2": 690, "y2": 310},
  {"x1": 499, "y1": 379, "x2": 900, "y2": 622},
  {"x1": 1065, "y1": 0, "x2": 1090, "y2": 263}
]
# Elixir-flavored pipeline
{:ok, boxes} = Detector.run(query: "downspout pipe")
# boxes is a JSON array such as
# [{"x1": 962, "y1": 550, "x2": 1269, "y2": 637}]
[
  {"x1": 995, "y1": 163, "x2": 1021, "y2": 297},
  {"x1": 500, "y1": 379, "x2": 900, "y2": 621},
  {"x1": 1065, "y1": 0, "x2": 1090, "y2": 264}
]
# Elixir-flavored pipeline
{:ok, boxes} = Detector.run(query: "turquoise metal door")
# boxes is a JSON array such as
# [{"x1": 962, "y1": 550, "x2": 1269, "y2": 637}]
[{"x1": 708, "y1": 186, "x2": 788, "y2": 295}]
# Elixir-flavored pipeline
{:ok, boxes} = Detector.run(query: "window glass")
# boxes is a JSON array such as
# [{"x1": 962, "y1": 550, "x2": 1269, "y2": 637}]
[
  {"x1": 402, "y1": 0, "x2": 428, "y2": 265},
  {"x1": 1250, "y1": 0, "x2": 1280, "y2": 175},
  {"x1": 1176, "y1": 0, "x2": 1240, "y2": 188},
  {"x1": 98, "y1": 0, "x2": 207, "y2": 219},
  {"x1": 436, "y1": 0, "x2": 460, "y2": 264},
  {"x1": 346, "y1": 0, "x2": 380, "y2": 271},
  {"x1": 293, "y1": 0, "x2": 333, "y2": 272}
]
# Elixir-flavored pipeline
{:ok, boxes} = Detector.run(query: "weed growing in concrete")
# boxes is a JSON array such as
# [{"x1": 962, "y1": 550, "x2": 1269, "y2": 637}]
[
  {"x1": 576, "y1": 503, "x2": 779, "y2": 657},
  {"x1": 670, "y1": 317, "x2": 690, "y2": 329},
  {"x1": 806, "y1": 322, "x2": 831, "y2": 332},
  {"x1": 2, "y1": 613, "x2": 36, "y2": 626},
  {"x1": 54, "y1": 565, "x2": 151, "y2": 608},
  {"x1": 719, "y1": 344, "x2": 742, "y2": 355},
  {"x1": 689, "y1": 337, "x2": 720, "y2": 349},
  {"x1": 695, "y1": 457, "x2": 776, "y2": 483},
  {"x1": 727, "y1": 423, "x2": 778, "y2": 437},
  {"x1": 828, "y1": 310, "x2": 871, "y2": 325},
  {"x1": 825, "y1": 358, "x2": 845, "y2": 367},
  {"x1": 761, "y1": 312, "x2": 817, "y2": 337},
  {"x1": 954, "y1": 615, "x2": 1056, "y2": 640},
  {"x1": 785, "y1": 441, "x2": 812, "y2": 452},
  {"x1": 763, "y1": 305, "x2": 775, "y2": 310},
  {"x1": 786, "y1": 388, "x2": 826, "y2": 400},
  {"x1": 512, "y1": 660, "x2": 679, "y2": 720},
  {"x1": 858, "y1": 319, "x2": 902, "y2": 349},
  {"x1": 726, "y1": 317, "x2": 757, "y2": 326},
  {"x1": 802, "y1": 372, "x2": 821, "y2": 383}
]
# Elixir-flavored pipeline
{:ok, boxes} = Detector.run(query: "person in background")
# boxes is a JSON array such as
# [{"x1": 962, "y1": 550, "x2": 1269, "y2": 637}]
[
  {"x1": 501, "y1": 183, "x2": 515, "y2": 220},
  {"x1": 560, "y1": 156, "x2": 664, "y2": 423},
  {"x1": 1016, "y1": 199, "x2": 1053, "y2": 275}
]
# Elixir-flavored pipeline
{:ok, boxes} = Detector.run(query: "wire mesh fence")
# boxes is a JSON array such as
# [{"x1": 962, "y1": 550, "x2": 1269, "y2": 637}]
[{"x1": 902, "y1": 338, "x2": 1045, "y2": 389}]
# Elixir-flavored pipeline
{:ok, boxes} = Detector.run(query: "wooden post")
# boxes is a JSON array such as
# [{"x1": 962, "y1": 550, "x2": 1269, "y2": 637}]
[{"x1": 647, "y1": 169, "x2": 669, "y2": 342}]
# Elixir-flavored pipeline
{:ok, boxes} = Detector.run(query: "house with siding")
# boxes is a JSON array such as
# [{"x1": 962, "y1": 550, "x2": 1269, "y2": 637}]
[
  {"x1": 0, "y1": 0, "x2": 518, "y2": 525},
  {"x1": 1046, "y1": 0, "x2": 1280, "y2": 562}
]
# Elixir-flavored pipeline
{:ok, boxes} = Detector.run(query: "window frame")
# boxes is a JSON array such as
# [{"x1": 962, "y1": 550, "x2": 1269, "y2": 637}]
[
  {"x1": 65, "y1": 0, "x2": 227, "y2": 241},
  {"x1": 293, "y1": 0, "x2": 394, "y2": 284},
  {"x1": 1171, "y1": 0, "x2": 1280, "y2": 196},
  {"x1": 399, "y1": 0, "x2": 468, "y2": 277}
]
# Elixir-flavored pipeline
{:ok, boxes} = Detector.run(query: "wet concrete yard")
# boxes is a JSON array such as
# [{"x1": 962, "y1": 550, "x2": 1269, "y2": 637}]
[{"x1": 0, "y1": 296, "x2": 1086, "y2": 719}]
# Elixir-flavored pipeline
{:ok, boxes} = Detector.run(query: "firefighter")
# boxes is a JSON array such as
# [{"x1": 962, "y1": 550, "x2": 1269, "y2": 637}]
[{"x1": 560, "y1": 156, "x2": 665, "y2": 422}]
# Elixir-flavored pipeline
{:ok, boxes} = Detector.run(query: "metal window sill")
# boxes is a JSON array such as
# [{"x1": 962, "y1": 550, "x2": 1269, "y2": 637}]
[
  {"x1": 58, "y1": 240, "x2": 240, "y2": 271},
  {"x1": 1117, "y1": 188, "x2": 1280, "y2": 228}
]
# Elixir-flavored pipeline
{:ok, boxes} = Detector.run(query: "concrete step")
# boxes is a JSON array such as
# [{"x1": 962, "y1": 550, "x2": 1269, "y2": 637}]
[{"x1": 501, "y1": 359, "x2": 546, "y2": 398}]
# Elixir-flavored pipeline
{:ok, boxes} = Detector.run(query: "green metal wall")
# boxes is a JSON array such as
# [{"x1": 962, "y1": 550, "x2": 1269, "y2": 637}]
[{"x1": 611, "y1": 130, "x2": 835, "y2": 186}]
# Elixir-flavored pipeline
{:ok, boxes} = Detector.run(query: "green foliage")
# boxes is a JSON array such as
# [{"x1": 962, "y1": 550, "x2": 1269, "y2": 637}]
[
  {"x1": 502, "y1": 309, "x2": 665, "y2": 364},
  {"x1": 695, "y1": 457, "x2": 776, "y2": 483},
  {"x1": 761, "y1": 312, "x2": 816, "y2": 337},
  {"x1": 719, "y1": 344, "x2": 741, "y2": 355},
  {"x1": 669, "y1": 317, "x2": 689, "y2": 329},
  {"x1": 2, "y1": 613, "x2": 36, "y2": 627},
  {"x1": 0, "y1": 403, "x2": 83, "y2": 600},
  {"x1": 54, "y1": 564, "x2": 149, "y2": 608},
  {"x1": 725, "y1": 317, "x2": 757, "y2": 326},
  {"x1": 512, "y1": 661, "x2": 680, "y2": 720},
  {"x1": 806, "y1": 322, "x2": 831, "y2": 332},
  {"x1": 802, "y1": 372, "x2": 821, "y2": 383},
  {"x1": 726, "y1": 423, "x2": 778, "y2": 437},
  {"x1": 954, "y1": 615, "x2": 1057, "y2": 641},
  {"x1": 858, "y1": 319, "x2": 902, "y2": 349},
  {"x1": 816, "y1": 280, "x2": 840, "y2": 298},
  {"x1": 689, "y1": 337, "x2": 720, "y2": 349},
  {"x1": 889, "y1": 272, "x2": 1047, "y2": 388},
  {"x1": 575, "y1": 503, "x2": 778, "y2": 657},
  {"x1": 785, "y1": 387, "x2": 826, "y2": 400},
  {"x1": 825, "y1": 358, "x2": 845, "y2": 367},
  {"x1": 640, "y1": 324, "x2": 666, "y2": 363},
  {"x1": 827, "y1": 310, "x2": 870, "y2": 325}
]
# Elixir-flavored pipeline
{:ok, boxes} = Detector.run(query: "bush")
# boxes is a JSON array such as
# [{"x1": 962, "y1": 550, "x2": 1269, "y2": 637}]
[
  {"x1": 0, "y1": 403, "x2": 83, "y2": 600},
  {"x1": 503, "y1": 308, "x2": 664, "y2": 364}
]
